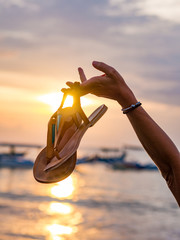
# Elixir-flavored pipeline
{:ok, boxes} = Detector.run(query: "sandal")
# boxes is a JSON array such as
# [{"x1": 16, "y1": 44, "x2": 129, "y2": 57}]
[{"x1": 33, "y1": 82, "x2": 108, "y2": 183}]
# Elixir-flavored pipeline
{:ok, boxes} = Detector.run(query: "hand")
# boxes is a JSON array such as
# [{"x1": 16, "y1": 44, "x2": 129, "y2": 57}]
[{"x1": 64, "y1": 61, "x2": 137, "y2": 108}]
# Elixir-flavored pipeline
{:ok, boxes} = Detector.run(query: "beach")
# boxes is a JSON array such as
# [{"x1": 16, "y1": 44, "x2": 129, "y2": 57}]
[{"x1": 0, "y1": 157, "x2": 179, "y2": 240}]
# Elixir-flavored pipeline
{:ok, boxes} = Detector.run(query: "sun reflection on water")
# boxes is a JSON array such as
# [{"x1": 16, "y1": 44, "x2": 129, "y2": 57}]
[
  {"x1": 50, "y1": 176, "x2": 74, "y2": 199},
  {"x1": 49, "y1": 202, "x2": 72, "y2": 214},
  {"x1": 51, "y1": 236, "x2": 63, "y2": 240},
  {"x1": 46, "y1": 224, "x2": 75, "y2": 240},
  {"x1": 45, "y1": 176, "x2": 78, "y2": 239}
]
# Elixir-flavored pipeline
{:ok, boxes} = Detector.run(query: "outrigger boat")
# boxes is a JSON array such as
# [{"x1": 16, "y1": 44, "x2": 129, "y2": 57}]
[
  {"x1": 0, "y1": 143, "x2": 42, "y2": 169},
  {"x1": 77, "y1": 146, "x2": 157, "y2": 170}
]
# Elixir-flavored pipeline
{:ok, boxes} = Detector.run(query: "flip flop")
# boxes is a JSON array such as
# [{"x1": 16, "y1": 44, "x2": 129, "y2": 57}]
[
  {"x1": 33, "y1": 84, "x2": 83, "y2": 183},
  {"x1": 33, "y1": 82, "x2": 107, "y2": 182},
  {"x1": 44, "y1": 83, "x2": 108, "y2": 172}
]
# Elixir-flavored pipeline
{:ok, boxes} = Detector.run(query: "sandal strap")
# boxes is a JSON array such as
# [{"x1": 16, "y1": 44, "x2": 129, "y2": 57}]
[{"x1": 46, "y1": 114, "x2": 57, "y2": 160}]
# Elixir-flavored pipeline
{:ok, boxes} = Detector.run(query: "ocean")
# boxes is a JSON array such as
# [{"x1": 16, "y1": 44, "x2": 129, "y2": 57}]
[{"x1": 0, "y1": 149, "x2": 179, "y2": 240}]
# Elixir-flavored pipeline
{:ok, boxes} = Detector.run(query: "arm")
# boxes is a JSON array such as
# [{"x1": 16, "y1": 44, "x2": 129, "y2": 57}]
[
  {"x1": 65, "y1": 61, "x2": 180, "y2": 205},
  {"x1": 126, "y1": 106, "x2": 180, "y2": 206}
]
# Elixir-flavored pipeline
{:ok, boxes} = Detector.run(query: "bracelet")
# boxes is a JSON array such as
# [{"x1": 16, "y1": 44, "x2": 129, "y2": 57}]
[{"x1": 122, "y1": 101, "x2": 142, "y2": 114}]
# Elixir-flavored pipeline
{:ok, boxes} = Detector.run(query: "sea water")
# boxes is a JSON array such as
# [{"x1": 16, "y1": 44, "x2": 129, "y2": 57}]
[{"x1": 0, "y1": 154, "x2": 179, "y2": 240}]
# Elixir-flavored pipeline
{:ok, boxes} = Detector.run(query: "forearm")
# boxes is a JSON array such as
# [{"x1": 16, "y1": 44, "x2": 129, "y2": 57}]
[{"x1": 123, "y1": 104, "x2": 179, "y2": 176}]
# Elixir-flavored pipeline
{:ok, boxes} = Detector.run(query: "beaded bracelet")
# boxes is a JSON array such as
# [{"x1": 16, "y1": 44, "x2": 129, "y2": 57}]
[{"x1": 121, "y1": 102, "x2": 142, "y2": 114}]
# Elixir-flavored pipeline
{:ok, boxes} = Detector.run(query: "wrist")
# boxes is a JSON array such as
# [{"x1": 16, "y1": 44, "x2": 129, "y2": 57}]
[
  {"x1": 121, "y1": 101, "x2": 142, "y2": 114},
  {"x1": 114, "y1": 81, "x2": 138, "y2": 108},
  {"x1": 116, "y1": 92, "x2": 138, "y2": 109}
]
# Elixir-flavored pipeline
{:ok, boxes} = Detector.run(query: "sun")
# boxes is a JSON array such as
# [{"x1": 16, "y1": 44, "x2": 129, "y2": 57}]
[{"x1": 37, "y1": 92, "x2": 92, "y2": 112}]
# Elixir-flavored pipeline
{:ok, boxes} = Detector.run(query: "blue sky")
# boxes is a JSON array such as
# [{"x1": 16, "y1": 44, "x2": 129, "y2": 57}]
[{"x1": 0, "y1": 0, "x2": 180, "y2": 148}]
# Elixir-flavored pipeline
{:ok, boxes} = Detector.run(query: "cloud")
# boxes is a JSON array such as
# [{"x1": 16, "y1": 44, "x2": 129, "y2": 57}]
[
  {"x1": 0, "y1": 30, "x2": 36, "y2": 41},
  {"x1": 0, "y1": 0, "x2": 39, "y2": 11},
  {"x1": 101, "y1": 0, "x2": 180, "y2": 24},
  {"x1": 136, "y1": 0, "x2": 180, "y2": 24}
]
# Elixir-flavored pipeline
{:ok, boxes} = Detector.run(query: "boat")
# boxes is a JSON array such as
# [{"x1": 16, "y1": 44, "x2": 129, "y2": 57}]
[
  {"x1": 95, "y1": 152, "x2": 126, "y2": 164},
  {"x1": 77, "y1": 151, "x2": 126, "y2": 165},
  {"x1": 0, "y1": 143, "x2": 42, "y2": 169},
  {"x1": 112, "y1": 161, "x2": 158, "y2": 170},
  {"x1": 77, "y1": 147, "x2": 126, "y2": 165},
  {"x1": 77, "y1": 146, "x2": 158, "y2": 171},
  {"x1": 77, "y1": 155, "x2": 97, "y2": 165}
]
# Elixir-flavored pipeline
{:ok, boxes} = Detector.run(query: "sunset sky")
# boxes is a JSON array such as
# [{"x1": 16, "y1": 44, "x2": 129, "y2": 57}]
[{"x1": 0, "y1": 0, "x2": 180, "y2": 150}]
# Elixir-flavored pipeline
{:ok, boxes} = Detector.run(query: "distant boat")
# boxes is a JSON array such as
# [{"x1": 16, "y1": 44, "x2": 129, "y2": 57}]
[
  {"x1": 77, "y1": 155, "x2": 97, "y2": 165},
  {"x1": 0, "y1": 154, "x2": 34, "y2": 168},
  {"x1": 77, "y1": 152, "x2": 126, "y2": 165},
  {"x1": 95, "y1": 152, "x2": 126, "y2": 164},
  {"x1": 112, "y1": 161, "x2": 158, "y2": 171},
  {"x1": 77, "y1": 146, "x2": 158, "y2": 171},
  {"x1": 0, "y1": 143, "x2": 42, "y2": 169}
]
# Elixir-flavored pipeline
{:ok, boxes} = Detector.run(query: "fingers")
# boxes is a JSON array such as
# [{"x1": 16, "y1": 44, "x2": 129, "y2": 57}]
[
  {"x1": 92, "y1": 61, "x2": 121, "y2": 80},
  {"x1": 61, "y1": 88, "x2": 67, "y2": 93},
  {"x1": 66, "y1": 81, "x2": 74, "y2": 87},
  {"x1": 78, "y1": 67, "x2": 94, "y2": 95},
  {"x1": 78, "y1": 67, "x2": 87, "y2": 83},
  {"x1": 61, "y1": 62, "x2": 120, "y2": 97},
  {"x1": 61, "y1": 82, "x2": 74, "y2": 93},
  {"x1": 61, "y1": 80, "x2": 88, "y2": 96}
]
